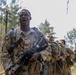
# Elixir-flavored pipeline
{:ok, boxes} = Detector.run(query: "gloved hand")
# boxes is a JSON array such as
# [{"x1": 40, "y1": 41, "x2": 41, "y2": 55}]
[{"x1": 30, "y1": 52, "x2": 40, "y2": 62}]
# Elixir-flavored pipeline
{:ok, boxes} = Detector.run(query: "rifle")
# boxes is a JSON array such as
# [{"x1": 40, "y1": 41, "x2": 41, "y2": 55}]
[{"x1": 10, "y1": 37, "x2": 48, "y2": 75}]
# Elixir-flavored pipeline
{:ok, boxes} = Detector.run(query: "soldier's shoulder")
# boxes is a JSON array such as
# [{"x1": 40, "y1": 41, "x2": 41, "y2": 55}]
[
  {"x1": 31, "y1": 27, "x2": 43, "y2": 36},
  {"x1": 31, "y1": 27, "x2": 40, "y2": 33},
  {"x1": 4, "y1": 27, "x2": 19, "y2": 40}
]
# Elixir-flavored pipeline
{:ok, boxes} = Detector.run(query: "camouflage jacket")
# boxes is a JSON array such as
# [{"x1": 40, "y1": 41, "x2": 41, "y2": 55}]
[{"x1": 1, "y1": 27, "x2": 51, "y2": 71}]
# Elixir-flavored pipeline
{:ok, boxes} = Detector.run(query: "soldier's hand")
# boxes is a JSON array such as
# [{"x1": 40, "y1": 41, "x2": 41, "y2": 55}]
[
  {"x1": 56, "y1": 57, "x2": 61, "y2": 61},
  {"x1": 30, "y1": 52, "x2": 40, "y2": 62}
]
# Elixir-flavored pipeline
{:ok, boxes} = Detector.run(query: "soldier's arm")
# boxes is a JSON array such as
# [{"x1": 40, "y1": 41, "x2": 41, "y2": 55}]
[{"x1": 1, "y1": 33, "x2": 14, "y2": 71}]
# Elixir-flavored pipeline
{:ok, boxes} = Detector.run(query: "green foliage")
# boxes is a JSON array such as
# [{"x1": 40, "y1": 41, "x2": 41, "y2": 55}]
[
  {"x1": 0, "y1": 1, "x2": 22, "y2": 33},
  {"x1": 38, "y1": 20, "x2": 56, "y2": 35},
  {"x1": 0, "y1": 0, "x2": 6, "y2": 5},
  {"x1": 8, "y1": 4, "x2": 21, "y2": 29},
  {"x1": 64, "y1": 28, "x2": 76, "y2": 51},
  {"x1": 0, "y1": 24, "x2": 5, "y2": 36},
  {"x1": 66, "y1": 28, "x2": 76, "y2": 44},
  {"x1": 11, "y1": 0, "x2": 16, "y2": 4}
]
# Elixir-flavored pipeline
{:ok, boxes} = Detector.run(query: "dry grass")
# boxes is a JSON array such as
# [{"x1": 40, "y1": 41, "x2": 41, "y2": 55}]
[
  {"x1": 71, "y1": 63, "x2": 76, "y2": 75},
  {"x1": 0, "y1": 64, "x2": 5, "y2": 75}
]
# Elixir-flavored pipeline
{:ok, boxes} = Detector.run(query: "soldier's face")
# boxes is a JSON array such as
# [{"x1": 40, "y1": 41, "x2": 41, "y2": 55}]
[{"x1": 19, "y1": 10, "x2": 31, "y2": 25}]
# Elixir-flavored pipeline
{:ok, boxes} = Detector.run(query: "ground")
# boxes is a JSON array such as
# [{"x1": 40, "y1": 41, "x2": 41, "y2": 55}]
[{"x1": 71, "y1": 66, "x2": 76, "y2": 75}]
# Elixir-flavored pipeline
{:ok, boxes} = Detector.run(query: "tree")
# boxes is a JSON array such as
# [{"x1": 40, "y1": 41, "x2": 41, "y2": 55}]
[
  {"x1": 0, "y1": 0, "x2": 21, "y2": 33},
  {"x1": 11, "y1": 0, "x2": 16, "y2": 3},
  {"x1": 38, "y1": 20, "x2": 56, "y2": 38},
  {"x1": 65, "y1": 28, "x2": 76, "y2": 44},
  {"x1": 8, "y1": 4, "x2": 21, "y2": 29},
  {"x1": 64, "y1": 28, "x2": 76, "y2": 51}
]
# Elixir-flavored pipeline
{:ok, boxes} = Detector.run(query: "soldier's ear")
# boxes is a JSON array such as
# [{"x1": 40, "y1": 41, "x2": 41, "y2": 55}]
[{"x1": 30, "y1": 17, "x2": 32, "y2": 20}]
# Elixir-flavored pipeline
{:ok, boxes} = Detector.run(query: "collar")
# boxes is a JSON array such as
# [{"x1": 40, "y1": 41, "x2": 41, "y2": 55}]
[{"x1": 16, "y1": 27, "x2": 35, "y2": 36}]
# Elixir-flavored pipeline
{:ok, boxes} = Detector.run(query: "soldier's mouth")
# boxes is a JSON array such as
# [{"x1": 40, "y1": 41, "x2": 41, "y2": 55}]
[{"x1": 22, "y1": 20, "x2": 27, "y2": 22}]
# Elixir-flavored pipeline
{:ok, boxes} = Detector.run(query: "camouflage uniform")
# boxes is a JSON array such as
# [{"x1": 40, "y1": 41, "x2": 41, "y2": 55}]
[
  {"x1": 46, "y1": 40, "x2": 68, "y2": 75},
  {"x1": 50, "y1": 41, "x2": 64, "y2": 75},
  {"x1": 55, "y1": 40, "x2": 67, "y2": 75},
  {"x1": 57, "y1": 40, "x2": 75, "y2": 75},
  {"x1": 64, "y1": 47, "x2": 75, "y2": 75},
  {"x1": 43, "y1": 35, "x2": 67, "y2": 75},
  {"x1": 1, "y1": 27, "x2": 51, "y2": 75},
  {"x1": 42, "y1": 36, "x2": 75, "y2": 75},
  {"x1": 43, "y1": 40, "x2": 62, "y2": 75}
]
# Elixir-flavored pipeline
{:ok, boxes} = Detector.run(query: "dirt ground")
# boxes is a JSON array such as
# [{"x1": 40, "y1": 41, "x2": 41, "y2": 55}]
[{"x1": 71, "y1": 66, "x2": 76, "y2": 75}]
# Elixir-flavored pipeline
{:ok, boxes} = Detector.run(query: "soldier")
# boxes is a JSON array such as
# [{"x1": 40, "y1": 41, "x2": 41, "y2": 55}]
[
  {"x1": 60, "y1": 39, "x2": 75, "y2": 75},
  {"x1": 50, "y1": 40, "x2": 64, "y2": 75},
  {"x1": 55, "y1": 40, "x2": 67, "y2": 75},
  {"x1": 46, "y1": 35, "x2": 69, "y2": 75},
  {"x1": 44, "y1": 34, "x2": 62, "y2": 75},
  {"x1": 1, "y1": 9, "x2": 51, "y2": 75}
]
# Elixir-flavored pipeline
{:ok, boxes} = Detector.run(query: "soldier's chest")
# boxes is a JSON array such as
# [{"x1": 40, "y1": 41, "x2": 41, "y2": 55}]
[{"x1": 20, "y1": 33, "x2": 36, "y2": 50}]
